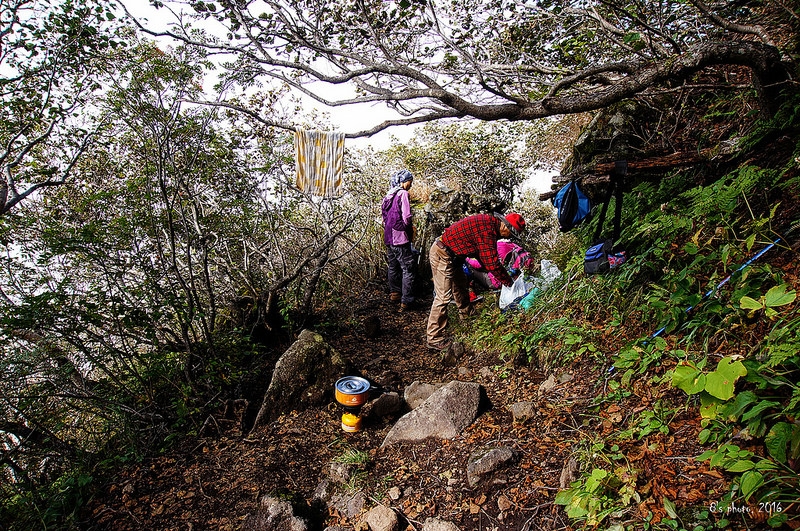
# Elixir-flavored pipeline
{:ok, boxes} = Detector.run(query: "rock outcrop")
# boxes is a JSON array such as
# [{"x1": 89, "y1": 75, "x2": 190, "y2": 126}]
[
  {"x1": 251, "y1": 329, "x2": 348, "y2": 432},
  {"x1": 402, "y1": 381, "x2": 445, "y2": 410},
  {"x1": 381, "y1": 381, "x2": 482, "y2": 448}
]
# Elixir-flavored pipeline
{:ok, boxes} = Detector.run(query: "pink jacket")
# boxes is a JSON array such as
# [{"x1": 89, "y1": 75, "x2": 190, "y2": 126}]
[{"x1": 466, "y1": 240, "x2": 530, "y2": 288}]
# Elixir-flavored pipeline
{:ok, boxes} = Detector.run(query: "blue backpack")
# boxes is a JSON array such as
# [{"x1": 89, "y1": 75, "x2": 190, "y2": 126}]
[
  {"x1": 553, "y1": 179, "x2": 591, "y2": 232},
  {"x1": 584, "y1": 161, "x2": 628, "y2": 274}
]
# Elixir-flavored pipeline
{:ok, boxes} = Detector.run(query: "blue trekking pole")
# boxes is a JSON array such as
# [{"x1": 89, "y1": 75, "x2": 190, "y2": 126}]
[{"x1": 650, "y1": 237, "x2": 782, "y2": 339}]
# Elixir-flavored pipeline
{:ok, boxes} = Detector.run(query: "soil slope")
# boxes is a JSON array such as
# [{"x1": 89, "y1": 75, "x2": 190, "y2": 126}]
[{"x1": 84, "y1": 284, "x2": 753, "y2": 531}]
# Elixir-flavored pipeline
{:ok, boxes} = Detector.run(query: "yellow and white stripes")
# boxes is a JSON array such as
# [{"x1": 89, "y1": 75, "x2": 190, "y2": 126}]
[{"x1": 294, "y1": 129, "x2": 345, "y2": 197}]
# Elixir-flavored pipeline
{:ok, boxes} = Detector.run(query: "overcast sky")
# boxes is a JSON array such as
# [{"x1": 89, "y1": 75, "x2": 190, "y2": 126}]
[{"x1": 126, "y1": 1, "x2": 555, "y2": 194}]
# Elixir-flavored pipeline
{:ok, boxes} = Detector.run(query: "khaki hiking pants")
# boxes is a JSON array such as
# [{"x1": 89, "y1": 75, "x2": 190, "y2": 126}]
[{"x1": 427, "y1": 241, "x2": 471, "y2": 343}]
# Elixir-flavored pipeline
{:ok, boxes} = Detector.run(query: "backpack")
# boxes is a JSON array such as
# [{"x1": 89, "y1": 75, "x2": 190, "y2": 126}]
[
  {"x1": 584, "y1": 161, "x2": 627, "y2": 274},
  {"x1": 584, "y1": 239, "x2": 613, "y2": 274},
  {"x1": 503, "y1": 246, "x2": 532, "y2": 270},
  {"x1": 381, "y1": 190, "x2": 408, "y2": 244},
  {"x1": 584, "y1": 240, "x2": 628, "y2": 274},
  {"x1": 553, "y1": 179, "x2": 591, "y2": 232}
]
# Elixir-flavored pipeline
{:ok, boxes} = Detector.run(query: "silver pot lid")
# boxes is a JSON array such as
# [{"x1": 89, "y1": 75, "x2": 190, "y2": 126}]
[{"x1": 335, "y1": 376, "x2": 371, "y2": 395}]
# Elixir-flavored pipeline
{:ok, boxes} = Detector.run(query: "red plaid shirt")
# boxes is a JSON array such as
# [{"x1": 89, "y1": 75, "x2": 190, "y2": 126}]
[{"x1": 441, "y1": 214, "x2": 513, "y2": 287}]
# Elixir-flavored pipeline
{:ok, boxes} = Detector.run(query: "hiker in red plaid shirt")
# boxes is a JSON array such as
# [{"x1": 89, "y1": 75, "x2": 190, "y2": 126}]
[{"x1": 426, "y1": 212, "x2": 526, "y2": 350}]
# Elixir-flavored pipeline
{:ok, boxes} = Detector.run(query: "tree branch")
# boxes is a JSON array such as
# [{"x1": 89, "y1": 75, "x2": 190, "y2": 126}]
[
  {"x1": 133, "y1": 2, "x2": 788, "y2": 136},
  {"x1": 691, "y1": 0, "x2": 776, "y2": 47}
]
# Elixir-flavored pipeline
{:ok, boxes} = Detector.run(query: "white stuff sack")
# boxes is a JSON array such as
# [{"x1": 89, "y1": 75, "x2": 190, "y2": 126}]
[{"x1": 499, "y1": 275, "x2": 530, "y2": 309}]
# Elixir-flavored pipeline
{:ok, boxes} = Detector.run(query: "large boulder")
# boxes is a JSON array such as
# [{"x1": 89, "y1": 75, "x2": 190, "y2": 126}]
[
  {"x1": 425, "y1": 188, "x2": 507, "y2": 238},
  {"x1": 251, "y1": 329, "x2": 348, "y2": 432},
  {"x1": 417, "y1": 189, "x2": 508, "y2": 275},
  {"x1": 381, "y1": 381, "x2": 482, "y2": 448},
  {"x1": 403, "y1": 381, "x2": 445, "y2": 410}
]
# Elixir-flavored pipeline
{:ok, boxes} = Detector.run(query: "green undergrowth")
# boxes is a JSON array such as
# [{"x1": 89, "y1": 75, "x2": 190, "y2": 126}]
[{"x1": 462, "y1": 126, "x2": 800, "y2": 529}]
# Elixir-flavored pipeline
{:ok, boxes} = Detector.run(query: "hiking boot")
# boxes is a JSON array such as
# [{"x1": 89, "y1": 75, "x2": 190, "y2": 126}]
[
  {"x1": 427, "y1": 338, "x2": 451, "y2": 351},
  {"x1": 459, "y1": 303, "x2": 477, "y2": 318},
  {"x1": 389, "y1": 292, "x2": 401, "y2": 303},
  {"x1": 398, "y1": 301, "x2": 420, "y2": 312}
]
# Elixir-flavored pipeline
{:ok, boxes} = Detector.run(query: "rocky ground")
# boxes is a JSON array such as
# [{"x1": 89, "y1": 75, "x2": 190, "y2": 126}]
[{"x1": 85, "y1": 285, "x2": 750, "y2": 531}]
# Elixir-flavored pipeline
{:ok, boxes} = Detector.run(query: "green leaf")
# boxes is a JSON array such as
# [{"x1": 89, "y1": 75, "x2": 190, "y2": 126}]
[
  {"x1": 709, "y1": 448, "x2": 729, "y2": 468},
  {"x1": 754, "y1": 459, "x2": 780, "y2": 471},
  {"x1": 663, "y1": 496, "x2": 678, "y2": 519},
  {"x1": 623, "y1": 32, "x2": 641, "y2": 44},
  {"x1": 584, "y1": 468, "x2": 608, "y2": 492},
  {"x1": 727, "y1": 391, "x2": 760, "y2": 417},
  {"x1": 745, "y1": 233, "x2": 756, "y2": 252},
  {"x1": 725, "y1": 460, "x2": 754, "y2": 472},
  {"x1": 739, "y1": 470, "x2": 763, "y2": 500},
  {"x1": 765, "y1": 422, "x2": 796, "y2": 463},
  {"x1": 566, "y1": 503, "x2": 589, "y2": 518},
  {"x1": 741, "y1": 400, "x2": 780, "y2": 423},
  {"x1": 671, "y1": 363, "x2": 706, "y2": 395},
  {"x1": 705, "y1": 358, "x2": 747, "y2": 401},
  {"x1": 554, "y1": 488, "x2": 575, "y2": 505},
  {"x1": 700, "y1": 393, "x2": 721, "y2": 419},
  {"x1": 697, "y1": 449, "x2": 715, "y2": 461},
  {"x1": 764, "y1": 284, "x2": 796, "y2": 308},
  {"x1": 739, "y1": 296, "x2": 763, "y2": 310}
]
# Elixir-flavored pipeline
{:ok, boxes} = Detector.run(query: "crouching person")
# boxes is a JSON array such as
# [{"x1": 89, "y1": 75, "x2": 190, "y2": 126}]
[{"x1": 426, "y1": 212, "x2": 525, "y2": 350}]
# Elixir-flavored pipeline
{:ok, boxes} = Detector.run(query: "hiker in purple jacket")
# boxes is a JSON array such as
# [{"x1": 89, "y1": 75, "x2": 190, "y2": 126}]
[{"x1": 381, "y1": 169, "x2": 417, "y2": 312}]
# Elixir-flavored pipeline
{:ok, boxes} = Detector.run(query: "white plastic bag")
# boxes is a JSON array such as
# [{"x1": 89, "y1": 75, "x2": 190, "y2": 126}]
[
  {"x1": 499, "y1": 275, "x2": 529, "y2": 309},
  {"x1": 533, "y1": 259, "x2": 561, "y2": 291}
]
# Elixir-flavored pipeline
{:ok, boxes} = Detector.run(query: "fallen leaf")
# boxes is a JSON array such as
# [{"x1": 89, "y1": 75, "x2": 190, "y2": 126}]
[{"x1": 497, "y1": 495, "x2": 513, "y2": 511}]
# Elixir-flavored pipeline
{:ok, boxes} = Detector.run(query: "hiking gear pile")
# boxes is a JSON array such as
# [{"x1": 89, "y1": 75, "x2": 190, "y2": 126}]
[
  {"x1": 499, "y1": 260, "x2": 561, "y2": 311},
  {"x1": 553, "y1": 178, "x2": 591, "y2": 232},
  {"x1": 584, "y1": 161, "x2": 627, "y2": 274}
]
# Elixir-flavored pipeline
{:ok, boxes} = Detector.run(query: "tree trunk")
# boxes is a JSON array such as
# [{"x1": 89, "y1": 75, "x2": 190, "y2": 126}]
[{"x1": 299, "y1": 248, "x2": 330, "y2": 325}]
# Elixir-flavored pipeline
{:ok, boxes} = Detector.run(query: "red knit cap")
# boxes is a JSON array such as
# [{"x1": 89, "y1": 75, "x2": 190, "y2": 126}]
[{"x1": 505, "y1": 212, "x2": 526, "y2": 234}]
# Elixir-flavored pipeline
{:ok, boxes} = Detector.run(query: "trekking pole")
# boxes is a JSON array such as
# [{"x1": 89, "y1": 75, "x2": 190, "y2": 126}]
[
  {"x1": 417, "y1": 212, "x2": 430, "y2": 267},
  {"x1": 649, "y1": 237, "x2": 782, "y2": 339}
]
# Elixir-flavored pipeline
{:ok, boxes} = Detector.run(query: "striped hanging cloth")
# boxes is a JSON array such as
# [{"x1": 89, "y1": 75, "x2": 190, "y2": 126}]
[{"x1": 294, "y1": 129, "x2": 345, "y2": 197}]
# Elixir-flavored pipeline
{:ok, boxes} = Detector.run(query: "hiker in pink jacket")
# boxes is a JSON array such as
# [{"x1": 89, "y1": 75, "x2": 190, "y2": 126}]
[{"x1": 465, "y1": 240, "x2": 533, "y2": 290}]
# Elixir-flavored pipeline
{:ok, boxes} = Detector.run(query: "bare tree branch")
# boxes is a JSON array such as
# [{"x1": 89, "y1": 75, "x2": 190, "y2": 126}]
[
  {"x1": 132, "y1": 0, "x2": 789, "y2": 137},
  {"x1": 691, "y1": 0, "x2": 776, "y2": 47}
]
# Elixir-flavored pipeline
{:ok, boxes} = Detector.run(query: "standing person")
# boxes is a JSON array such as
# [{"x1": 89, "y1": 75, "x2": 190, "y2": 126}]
[
  {"x1": 381, "y1": 169, "x2": 417, "y2": 312},
  {"x1": 427, "y1": 212, "x2": 526, "y2": 350}
]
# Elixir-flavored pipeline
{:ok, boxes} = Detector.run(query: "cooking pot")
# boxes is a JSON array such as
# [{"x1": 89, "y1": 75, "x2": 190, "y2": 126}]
[{"x1": 334, "y1": 376, "x2": 371, "y2": 407}]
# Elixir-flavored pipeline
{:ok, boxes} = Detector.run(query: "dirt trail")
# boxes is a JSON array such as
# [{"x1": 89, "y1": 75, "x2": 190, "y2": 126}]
[{"x1": 86, "y1": 286, "x2": 728, "y2": 530}]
